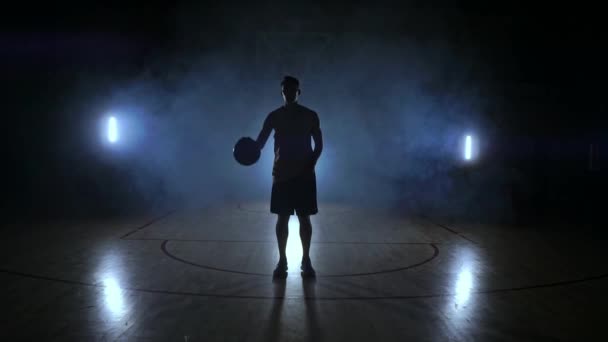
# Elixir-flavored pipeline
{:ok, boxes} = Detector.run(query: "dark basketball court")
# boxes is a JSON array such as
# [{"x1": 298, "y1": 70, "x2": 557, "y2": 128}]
[{"x1": 2, "y1": 2, "x2": 606, "y2": 341}]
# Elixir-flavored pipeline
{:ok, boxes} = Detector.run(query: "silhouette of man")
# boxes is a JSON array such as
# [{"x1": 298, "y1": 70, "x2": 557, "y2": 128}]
[{"x1": 256, "y1": 76, "x2": 323, "y2": 278}]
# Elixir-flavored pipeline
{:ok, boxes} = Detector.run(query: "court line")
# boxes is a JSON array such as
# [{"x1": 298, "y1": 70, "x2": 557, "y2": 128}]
[
  {"x1": 122, "y1": 237, "x2": 462, "y2": 245},
  {"x1": 236, "y1": 203, "x2": 354, "y2": 215},
  {"x1": 119, "y1": 210, "x2": 177, "y2": 239},
  {"x1": 1, "y1": 267, "x2": 607, "y2": 301},
  {"x1": 160, "y1": 240, "x2": 439, "y2": 277},
  {"x1": 421, "y1": 217, "x2": 479, "y2": 245}
]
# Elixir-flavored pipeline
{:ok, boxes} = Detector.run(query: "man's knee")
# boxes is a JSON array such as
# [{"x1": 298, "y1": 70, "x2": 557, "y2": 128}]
[
  {"x1": 277, "y1": 214, "x2": 290, "y2": 227},
  {"x1": 297, "y1": 215, "x2": 311, "y2": 228}
]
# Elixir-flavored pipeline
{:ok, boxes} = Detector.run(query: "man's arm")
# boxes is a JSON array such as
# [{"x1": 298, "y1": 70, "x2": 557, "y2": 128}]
[{"x1": 256, "y1": 114, "x2": 273, "y2": 150}]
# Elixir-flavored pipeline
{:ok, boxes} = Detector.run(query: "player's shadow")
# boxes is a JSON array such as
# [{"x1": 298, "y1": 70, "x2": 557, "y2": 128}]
[
  {"x1": 303, "y1": 277, "x2": 322, "y2": 340},
  {"x1": 262, "y1": 278, "x2": 286, "y2": 342}
]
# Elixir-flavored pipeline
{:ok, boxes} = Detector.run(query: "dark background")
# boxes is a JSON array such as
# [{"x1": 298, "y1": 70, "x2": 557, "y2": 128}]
[{"x1": 1, "y1": 1, "x2": 606, "y2": 224}]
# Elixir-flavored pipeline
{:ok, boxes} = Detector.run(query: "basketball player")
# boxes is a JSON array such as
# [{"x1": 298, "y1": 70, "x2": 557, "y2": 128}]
[{"x1": 256, "y1": 76, "x2": 323, "y2": 278}]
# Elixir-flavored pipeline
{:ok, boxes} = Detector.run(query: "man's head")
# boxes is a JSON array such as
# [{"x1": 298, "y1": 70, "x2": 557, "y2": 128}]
[{"x1": 281, "y1": 76, "x2": 300, "y2": 104}]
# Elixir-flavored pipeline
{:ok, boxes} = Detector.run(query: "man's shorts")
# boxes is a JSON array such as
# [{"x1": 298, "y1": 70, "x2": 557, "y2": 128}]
[{"x1": 271, "y1": 172, "x2": 318, "y2": 216}]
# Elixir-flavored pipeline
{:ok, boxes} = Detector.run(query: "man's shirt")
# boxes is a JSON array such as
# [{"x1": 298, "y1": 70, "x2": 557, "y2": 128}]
[{"x1": 261, "y1": 102, "x2": 321, "y2": 182}]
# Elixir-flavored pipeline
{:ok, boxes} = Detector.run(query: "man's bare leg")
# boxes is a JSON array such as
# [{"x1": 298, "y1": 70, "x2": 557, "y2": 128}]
[
  {"x1": 276, "y1": 214, "x2": 290, "y2": 262},
  {"x1": 273, "y1": 214, "x2": 290, "y2": 278},
  {"x1": 298, "y1": 215, "x2": 316, "y2": 277},
  {"x1": 298, "y1": 215, "x2": 312, "y2": 259}
]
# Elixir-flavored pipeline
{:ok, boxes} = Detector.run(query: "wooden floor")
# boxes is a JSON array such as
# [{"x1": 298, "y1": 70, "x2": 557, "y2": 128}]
[{"x1": 1, "y1": 201, "x2": 606, "y2": 341}]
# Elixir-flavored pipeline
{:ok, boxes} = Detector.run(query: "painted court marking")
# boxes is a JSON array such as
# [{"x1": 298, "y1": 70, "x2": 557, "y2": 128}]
[
  {"x1": 1, "y1": 267, "x2": 607, "y2": 301},
  {"x1": 160, "y1": 240, "x2": 439, "y2": 277}
]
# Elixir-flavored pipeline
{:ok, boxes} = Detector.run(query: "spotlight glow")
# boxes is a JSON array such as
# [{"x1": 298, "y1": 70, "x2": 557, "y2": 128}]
[
  {"x1": 103, "y1": 277, "x2": 125, "y2": 316},
  {"x1": 464, "y1": 135, "x2": 472, "y2": 160},
  {"x1": 454, "y1": 266, "x2": 473, "y2": 306},
  {"x1": 108, "y1": 116, "x2": 118, "y2": 143}
]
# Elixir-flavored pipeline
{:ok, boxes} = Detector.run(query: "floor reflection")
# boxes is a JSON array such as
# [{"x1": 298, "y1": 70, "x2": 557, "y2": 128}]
[
  {"x1": 454, "y1": 266, "x2": 473, "y2": 308},
  {"x1": 96, "y1": 248, "x2": 129, "y2": 321},
  {"x1": 102, "y1": 277, "x2": 125, "y2": 316},
  {"x1": 444, "y1": 244, "x2": 479, "y2": 327}
]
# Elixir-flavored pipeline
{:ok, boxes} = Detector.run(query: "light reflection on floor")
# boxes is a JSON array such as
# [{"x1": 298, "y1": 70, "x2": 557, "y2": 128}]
[
  {"x1": 455, "y1": 266, "x2": 473, "y2": 307},
  {"x1": 444, "y1": 244, "x2": 478, "y2": 331},
  {"x1": 102, "y1": 277, "x2": 125, "y2": 316},
  {"x1": 97, "y1": 250, "x2": 129, "y2": 320}
]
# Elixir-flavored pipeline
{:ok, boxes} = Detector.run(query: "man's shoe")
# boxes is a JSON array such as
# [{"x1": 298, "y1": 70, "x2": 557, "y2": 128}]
[
  {"x1": 300, "y1": 257, "x2": 316, "y2": 278},
  {"x1": 273, "y1": 259, "x2": 288, "y2": 279}
]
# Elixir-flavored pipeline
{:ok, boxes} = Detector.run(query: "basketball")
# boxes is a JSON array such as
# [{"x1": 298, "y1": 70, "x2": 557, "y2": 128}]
[{"x1": 233, "y1": 137, "x2": 260, "y2": 166}]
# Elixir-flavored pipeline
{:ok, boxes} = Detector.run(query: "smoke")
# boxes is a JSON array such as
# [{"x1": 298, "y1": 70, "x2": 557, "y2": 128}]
[{"x1": 67, "y1": 3, "x2": 511, "y2": 220}]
